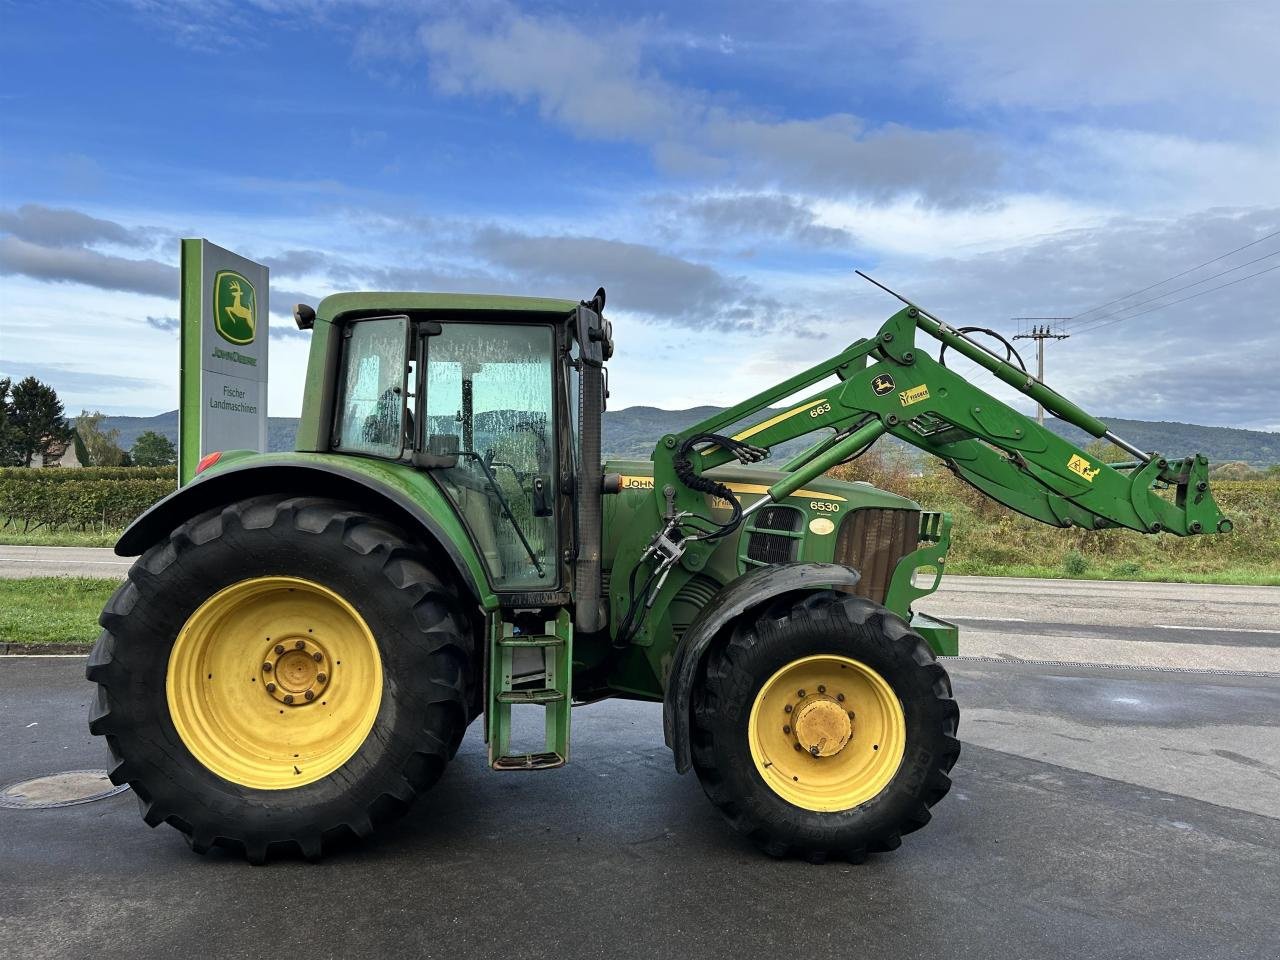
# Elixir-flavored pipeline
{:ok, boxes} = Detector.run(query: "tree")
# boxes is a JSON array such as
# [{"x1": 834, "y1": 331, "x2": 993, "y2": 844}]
[
  {"x1": 76, "y1": 410, "x2": 129, "y2": 466},
  {"x1": 7, "y1": 377, "x2": 73, "y2": 467},
  {"x1": 1082, "y1": 438, "x2": 1130, "y2": 463},
  {"x1": 131, "y1": 430, "x2": 177, "y2": 466},
  {"x1": 0, "y1": 378, "x2": 21, "y2": 466}
]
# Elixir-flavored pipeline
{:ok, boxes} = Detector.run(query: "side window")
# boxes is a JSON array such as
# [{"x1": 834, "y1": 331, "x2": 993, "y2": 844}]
[
  {"x1": 332, "y1": 316, "x2": 409, "y2": 458},
  {"x1": 424, "y1": 323, "x2": 557, "y2": 589}
]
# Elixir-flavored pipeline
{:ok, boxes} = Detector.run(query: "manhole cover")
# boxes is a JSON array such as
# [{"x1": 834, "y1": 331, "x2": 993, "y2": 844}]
[{"x1": 0, "y1": 770, "x2": 129, "y2": 810}]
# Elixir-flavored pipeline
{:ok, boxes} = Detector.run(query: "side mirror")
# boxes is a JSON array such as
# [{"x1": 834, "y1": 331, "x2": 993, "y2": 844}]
[{"x1": 532, "y1": 475, "x2": 553, "y2": 517}]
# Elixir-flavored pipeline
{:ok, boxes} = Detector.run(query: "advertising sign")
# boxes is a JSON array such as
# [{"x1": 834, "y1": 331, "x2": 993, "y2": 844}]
[{"x1": 179, "y1": 239, "x2": 269, "y2": 485}]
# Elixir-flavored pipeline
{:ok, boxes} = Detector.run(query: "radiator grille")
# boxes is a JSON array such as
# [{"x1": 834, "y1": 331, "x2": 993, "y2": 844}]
[
  {"x1": 833, "y1": 508, "x2": 920, "y2": 604},
  {"x1": 745, "y1": 506, "x2": 802, "y2": 565}
]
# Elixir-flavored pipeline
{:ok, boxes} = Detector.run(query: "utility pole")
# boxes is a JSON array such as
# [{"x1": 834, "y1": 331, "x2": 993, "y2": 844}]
[{"x1": 1012, "y1": 319, "x2": 1070, "y2": 425}]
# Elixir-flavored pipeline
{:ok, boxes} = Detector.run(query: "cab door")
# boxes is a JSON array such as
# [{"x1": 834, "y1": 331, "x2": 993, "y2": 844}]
[{"x1": 420, "y1": 321, "x2": 560, "y2": 591}]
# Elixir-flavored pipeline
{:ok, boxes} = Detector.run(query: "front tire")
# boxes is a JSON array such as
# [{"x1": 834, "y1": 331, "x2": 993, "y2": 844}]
[
  {"x1": 692, "y1": 591, "x2": 960, "y2": 861},
  {"x1": 87, "y1": 495, "x2": 473, "y2": 863}
]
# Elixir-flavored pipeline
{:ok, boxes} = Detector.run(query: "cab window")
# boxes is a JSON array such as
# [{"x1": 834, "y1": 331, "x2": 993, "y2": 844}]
[{"x1": 332, "y1": 316, "x2": 409, "y2": 458}]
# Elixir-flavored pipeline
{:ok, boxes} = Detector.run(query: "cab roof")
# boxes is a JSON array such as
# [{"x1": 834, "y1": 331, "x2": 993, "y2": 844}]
[{"x1": 316, "y1": 291, "x2": 580, "y2": 322}]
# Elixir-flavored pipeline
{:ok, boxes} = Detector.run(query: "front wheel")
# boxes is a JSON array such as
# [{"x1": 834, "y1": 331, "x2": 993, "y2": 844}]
[
  {"x1": 87, "y1": 495, "x2": 473, "y2": 863},
  {"x1": 691, "y1": 591, "x2": 960, "y2": 861}
]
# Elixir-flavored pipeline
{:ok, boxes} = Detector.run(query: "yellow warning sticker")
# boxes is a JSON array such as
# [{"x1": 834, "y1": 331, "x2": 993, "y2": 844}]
[
  {"x1": 898, "y1": 384, "x2": 930, "y2": 406},
  {"x1": 1067, "y1": 454, "x2": 1101, "y2": 482}
]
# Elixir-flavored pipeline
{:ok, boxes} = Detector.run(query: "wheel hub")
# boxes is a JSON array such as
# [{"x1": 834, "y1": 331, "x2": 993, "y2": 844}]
[
  {"x1": 792, "y1": 696, "x2": 852, "y2": 757},
  {"x1": 262, "y1": 638, "x2": 331, "y2": 706}
]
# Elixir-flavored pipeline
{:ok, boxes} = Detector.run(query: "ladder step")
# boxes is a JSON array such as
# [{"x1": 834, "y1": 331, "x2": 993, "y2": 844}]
[
  {"x1": 498, "y1": 636, "x2": 564, "y2": 648},
  {"x1": 496, "y1": 689, "x2": 565, "y2": 705},
  {"x1": 492, "y1": 751, "x2": 566, "y2": 771},
  {"x1": 489, "y1": 611, "x2": 573, "y2": 769}
]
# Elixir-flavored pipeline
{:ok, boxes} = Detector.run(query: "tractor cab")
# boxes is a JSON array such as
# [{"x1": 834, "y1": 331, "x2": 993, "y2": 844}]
[{"x1": 301, "y1": 291, "x2": 612, "y2": 607}]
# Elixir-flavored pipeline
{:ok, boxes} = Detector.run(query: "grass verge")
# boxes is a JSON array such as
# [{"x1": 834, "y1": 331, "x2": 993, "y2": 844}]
[
  {"x1": 0, "y1": 523, "x2": 122, "y2": 548},
  {"x1": 0, "y1": 577, "x2": 118, "y2": 646},
  {"x1": 943, "y1": 561, "x2": 1280, "y2": 586}
]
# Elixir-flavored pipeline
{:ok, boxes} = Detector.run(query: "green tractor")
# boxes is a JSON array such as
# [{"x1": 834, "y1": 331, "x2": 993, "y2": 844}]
[{"x1": 88, "y1": 284, "x2": 1229, "y2": 863}]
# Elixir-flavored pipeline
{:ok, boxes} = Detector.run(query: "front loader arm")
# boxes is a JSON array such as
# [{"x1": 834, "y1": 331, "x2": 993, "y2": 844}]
[
  {"x1": 604, "y1": 295, "x2": 1230, "y2": 660},
  {"x1": 645, "y1": 304, "x2": 1230, "y2": 579}
]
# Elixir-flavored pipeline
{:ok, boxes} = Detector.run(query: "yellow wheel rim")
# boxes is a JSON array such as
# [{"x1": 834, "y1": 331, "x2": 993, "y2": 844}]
[
  {"x1": 748, "y1": 655, "x2": 906, "y2": 812},
  {"x1": 166, "y1": 576, "x2": 383, "y2": 790}
]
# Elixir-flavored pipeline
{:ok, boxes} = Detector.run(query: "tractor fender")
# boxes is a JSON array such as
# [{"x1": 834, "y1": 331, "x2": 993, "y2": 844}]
[
  {"x1": 115, "y1": 459, "x2": 490, "y2": 604},
  {"x1": 662, "y1": 561, "x2": 862, "y2": 774}
]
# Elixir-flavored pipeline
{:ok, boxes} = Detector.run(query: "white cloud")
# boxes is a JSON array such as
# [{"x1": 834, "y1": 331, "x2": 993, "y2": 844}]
[
  {"x1": 813, "y1": 193, "x2": 1112, "y2": 259},
  {"x1": 416, "y1": 7, "x2": 1003, "y2": 203},
  {"x1": 1050, "y1": 127, "x2": 1280, "y2": 210},
  {"x1": 886, "y1": 0, "x2": 1280, "y2": 114}
]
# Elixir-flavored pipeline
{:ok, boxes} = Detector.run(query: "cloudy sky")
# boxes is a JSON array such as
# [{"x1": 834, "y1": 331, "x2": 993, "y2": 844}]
[{"x1": 2, "y1": 0, "x2": 1278, "y2": 430}]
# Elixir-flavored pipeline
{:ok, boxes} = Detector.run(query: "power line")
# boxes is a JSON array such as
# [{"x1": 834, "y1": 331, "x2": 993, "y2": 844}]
[
  {"x1": 1066, "y1": 226, "x2": 1280, "y2": 327},
  {"x1": 1073, "y1": 261, "x2": 1280, "y2": 335},
  {"x1": 1069, "y1": 247, "x2": 1280, "y2": 334}
]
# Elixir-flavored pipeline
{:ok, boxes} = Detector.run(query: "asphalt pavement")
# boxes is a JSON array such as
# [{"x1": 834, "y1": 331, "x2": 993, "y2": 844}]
[
  {"x1": 0, "y1": 545, "x2": 132, "y2": 579},
  {"x1": 2, "y1": 549, "x2": 1278, "y2": 959},
  {"x1": 2, "y1": 654, "x2": 1277, "y2": 960},
  {"x1": 915, "y1": 575, "x2": 1280, "y2": 672}
]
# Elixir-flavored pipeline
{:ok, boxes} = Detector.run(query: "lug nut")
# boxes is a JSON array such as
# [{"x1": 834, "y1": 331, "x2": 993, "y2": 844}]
[
  {"x1": 784, "y1": 704, "x2": 793, "y2": 714},
  {"x1": 809, "y1": 746, "x2": 820, "y2": 757},
  {"x1": 847, "y1": 711, "x2": 856, "y2": 720},
  {"x1": 836, "y1": 693, "x2": 845, "y2": 702},
  {"x1": 797, "y1": 689, "x2": 806, "y2": 698},
  {"x1": 266, "y1": 683, "x2": 276, "y2": 692},
  {"x1": 262, "y1": 663, "x2": 272, "y2": 672},
  {"x1": 274, "y1": 644, "x2": 284, "y2": 655},
  {"x1": 316, "y1": 673, "x2": 327, "y2": 683},
  {"x1": 295, "y1": 640, "x2": 306, "y2": 650},
  {"x1": 304, "y1": 690, "x2": 315, "y2": 701},
  {"x1": 283, "y1": 694, "x2": 294, "y2": 704},
  {"x1": 783, "y1": 725, "x2": 791, "y2": 734},
  {"x1": 793, "y1": 744, "x2": 802, "y2": 752},
  {"x1": 312, "y1": 652, "x2": 323, "y2": 663}
]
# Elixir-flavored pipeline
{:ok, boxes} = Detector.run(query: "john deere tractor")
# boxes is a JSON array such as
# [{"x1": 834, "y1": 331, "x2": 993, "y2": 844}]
[{"x1": 88, "y1": 284, "x2": 1229, "y2": 863}]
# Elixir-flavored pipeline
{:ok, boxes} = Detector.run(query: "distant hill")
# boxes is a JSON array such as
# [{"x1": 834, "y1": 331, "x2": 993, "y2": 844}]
[
  {"x1": 95, "y1": 408, "x2": 1280, "y2": 468},
  {"x1": 87, "y1": 411, "x2": 301, "y2": 455}
]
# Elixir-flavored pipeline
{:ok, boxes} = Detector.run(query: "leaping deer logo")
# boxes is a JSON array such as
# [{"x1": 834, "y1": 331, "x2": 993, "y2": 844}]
[
  {"x1": 213, "y1": 270, "x2": 257, "y2": 345},
  {"x1": 872, "y1": 373, "x2": 896, "y2": 396},
  {"x1": 224, "y1": 280, "x2": 255, "y2": 336}
]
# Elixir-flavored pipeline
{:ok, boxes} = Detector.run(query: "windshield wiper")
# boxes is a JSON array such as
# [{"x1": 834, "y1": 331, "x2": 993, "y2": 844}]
[{"x1": 459, "y1": 451, "x2": 544, "y2": 577}]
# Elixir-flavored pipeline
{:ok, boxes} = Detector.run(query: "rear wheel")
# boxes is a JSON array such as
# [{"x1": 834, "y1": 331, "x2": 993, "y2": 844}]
[
  {"x1": 87, "y1": 495, "x2": 473, "y2": 863},
  {"x1": 692, "y1": 591, "x2": 959, "y2": 861}
]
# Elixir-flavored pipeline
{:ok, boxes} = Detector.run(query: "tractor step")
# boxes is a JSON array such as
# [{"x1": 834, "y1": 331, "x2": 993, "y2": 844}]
[
  {"x1": 498, "y1": 636, "x2": 565, "y2": 648},
  {"x1": 491, "y1": 751, "x2": 566, "y2": 771},
  {"x1": 496, "y1": 689, "x2": 565, "y2": 705},
  {"x1": 487, "y1": 612, "x2": 572, "y2": 770}
]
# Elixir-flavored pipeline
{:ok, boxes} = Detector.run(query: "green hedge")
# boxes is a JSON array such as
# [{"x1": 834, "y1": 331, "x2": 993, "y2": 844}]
[{"x1": 0, "y1": 466, "x2": 177, "y2": 531}]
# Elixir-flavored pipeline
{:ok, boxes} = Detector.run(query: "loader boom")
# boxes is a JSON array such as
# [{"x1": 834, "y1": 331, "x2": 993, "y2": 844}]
[{"x1": 612, "y1": 290, "x2": 1230, "y2": 642}]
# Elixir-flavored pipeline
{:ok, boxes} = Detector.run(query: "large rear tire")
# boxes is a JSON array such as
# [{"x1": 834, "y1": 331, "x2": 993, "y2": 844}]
[
  {"x1": 87, "y1": 495, "x2": 473, "y2": 863},
  {"x1": 691, "y1": 591, "x2": 959, "y2": 861}
]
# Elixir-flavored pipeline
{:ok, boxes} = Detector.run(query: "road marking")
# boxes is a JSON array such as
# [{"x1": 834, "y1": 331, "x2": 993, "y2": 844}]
[{"x1": 1153, "y1": 624, "x2": 1280, "y2": 635}]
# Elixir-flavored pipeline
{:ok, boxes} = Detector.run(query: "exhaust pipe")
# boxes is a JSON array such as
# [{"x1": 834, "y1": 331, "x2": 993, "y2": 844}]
[{"x1": 574, "y1": 290, "x2": 611, "y2": 633}]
